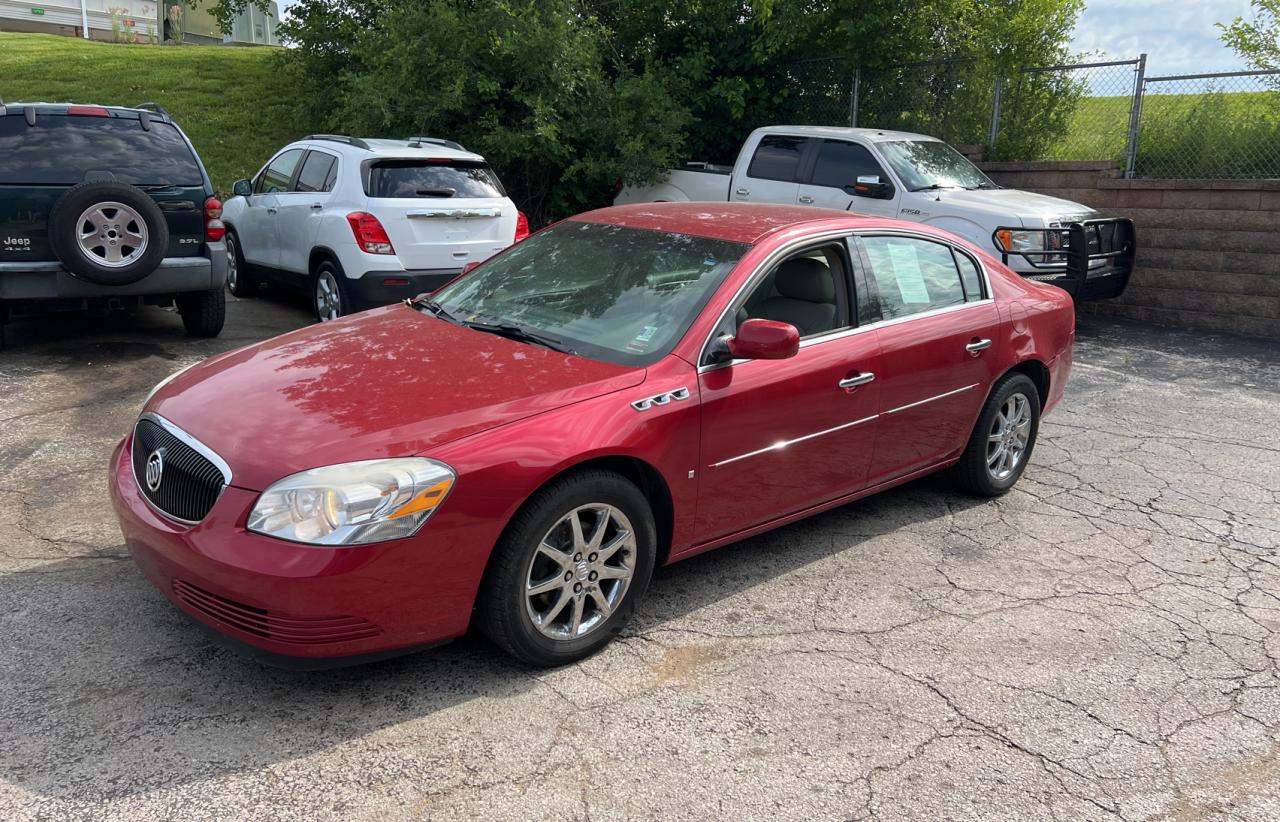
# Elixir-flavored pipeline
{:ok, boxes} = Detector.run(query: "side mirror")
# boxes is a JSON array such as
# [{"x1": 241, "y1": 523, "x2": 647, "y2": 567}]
[
  {"x1": 232, "y1": 179, "x2": 252, "y2": 198},
  {"x1": 846, "y1": 175, "x2": 893, "y2": 200},
  {"x1": 724, "y1": 318, "x2": 800, "y2": 361}
]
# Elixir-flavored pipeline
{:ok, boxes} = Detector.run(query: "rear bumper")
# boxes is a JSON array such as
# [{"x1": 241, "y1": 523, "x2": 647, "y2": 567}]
[
  {"x1": 347, "y1": 268, "x2": 462, "y2": 311},
  {"x1": 0, "y1": 243, "x2": 227, "y2": 299}
]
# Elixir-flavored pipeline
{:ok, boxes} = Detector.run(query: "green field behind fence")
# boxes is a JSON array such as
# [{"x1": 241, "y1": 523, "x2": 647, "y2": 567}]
[
  {"x1": 0, "y1": 33, "x2": 299, "y2": 193},
  {"x1": 1041, "y1": 90, "x2": 1280, "y2": 178}
]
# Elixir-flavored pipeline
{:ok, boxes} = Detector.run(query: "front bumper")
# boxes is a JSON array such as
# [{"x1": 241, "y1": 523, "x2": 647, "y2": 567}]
[
  {"x1": 347, "y1": 268, "x2": 462, "y2": 311},
  {"x1": 0, "y1": 243, "x2": 227, "y2": 300},
  {"x1": 108, "y1": 435, "x2": 478, "y2": 665}
]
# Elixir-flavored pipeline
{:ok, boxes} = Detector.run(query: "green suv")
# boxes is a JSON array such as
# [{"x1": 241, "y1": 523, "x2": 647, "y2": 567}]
[{"x1": 0, "y1": 101, "x2": 226, "y2": 339}]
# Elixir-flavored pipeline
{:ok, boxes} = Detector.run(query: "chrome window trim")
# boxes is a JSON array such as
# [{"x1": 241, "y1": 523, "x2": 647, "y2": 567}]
[
  {"x1": 696, "y1": 229, "x2": 856, "y2": 373},
  {"x1": 711, "y1": 414, "x2": 880, "y2": 468},
  {"x1": 136, "y1": 412, "x2": 234, "y2": 485},
  {"x1": 696, "y1": 227, "x2": 995, "y2": 374}
]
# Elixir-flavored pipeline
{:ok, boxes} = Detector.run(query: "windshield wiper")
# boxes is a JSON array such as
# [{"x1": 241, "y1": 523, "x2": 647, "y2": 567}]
[
  {"x1": 415, "y1": 187, "x2": 456, "y2": 197},
  {"x1": 970, "y1": 182, "x2": 1001, "y2": 190},
  {"x1": 909, "y1": 184, "x2": 957, "y2": 193},
  {"x1": 462, "y1": 320, "x2": 574, "y2": 354},
  {"x1": 410, "y1": 296, "x2": 461, "y2": 324}
]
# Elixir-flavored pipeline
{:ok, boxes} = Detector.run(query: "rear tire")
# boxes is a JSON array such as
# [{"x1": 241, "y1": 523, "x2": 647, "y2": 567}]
[
  {"x1": 950, "y1": 372, "x2": 1040, "y2": 497},
  {"x1": 312, "y1": 260, "x2": 348, "y2": 322},
  {"x1": 478, "y1": 470, "x2": 657, "y2": 667},
  {"x1": 176, "y1": 288, "x2": 226, "y2": 338},
  {"x1": 225, "y1": 230, "x2": 258, "y2": 297}
]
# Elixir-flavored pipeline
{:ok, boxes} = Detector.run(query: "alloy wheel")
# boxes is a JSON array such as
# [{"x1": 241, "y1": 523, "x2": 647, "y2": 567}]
[
  {"x1": 226, "y1": 235, "x2": 239, "y2": 291},
  {"x1": 986, "y1": 392, "x2": 1032, "y2": 480},
  {"x1": 76, "y1": 202, "x2": 148, "y2": 268},
  {"x1": 524, "y1": 504, "x2": 636, "y2": 641},
  {"x1": 315, "y1": 269, "x2": 342, "y2": 321}
]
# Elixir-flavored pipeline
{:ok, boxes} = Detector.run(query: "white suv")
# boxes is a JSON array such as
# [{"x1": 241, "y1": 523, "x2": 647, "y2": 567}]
[{"x1": 222, "y1": 135, "x2": 527, "y2": 320}]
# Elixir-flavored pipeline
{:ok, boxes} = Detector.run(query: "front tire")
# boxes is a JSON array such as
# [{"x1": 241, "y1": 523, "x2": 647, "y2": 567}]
[
  {"x1": 313, "y1": 261, "x2": 348, "y2": 322},
  {"x1": 176, "y1": 288, "x2": 226, "y2": 338},
  {"x1": 478, "y1": 470, "x2": 657, "y2": 667},
  {"x1": 950, "y1": 372, "x2": 1040, "y2": 497},
  {"x1": 225, "y1": 231, "x2": 258, "y2": 297}
]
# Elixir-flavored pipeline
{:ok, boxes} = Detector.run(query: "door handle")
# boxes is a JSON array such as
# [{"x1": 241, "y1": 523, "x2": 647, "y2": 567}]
[
  {"x1": 266, "y1": 207, "x2": 278, "y2": 215},
  {"x1": 310, "y1": 203, "x2": 323, "y2": 210},
  {"x1": 798, "y1": 195, "x2": 814, "y2": 204},
  {"x1": 735, "y1": 188, "x2": 750, "y2": 198},
  {"x1": 965, "y1": 338, "x2": 993, "y2": 355},
  {"x1": 838, "y1": 372, "x2": 875, "y2": 390}
]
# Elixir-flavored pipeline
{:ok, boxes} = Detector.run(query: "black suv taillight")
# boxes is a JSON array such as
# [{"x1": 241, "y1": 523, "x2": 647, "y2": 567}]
[{"x1": 203, "y1": 196, "x2": 225, "y2": 242}]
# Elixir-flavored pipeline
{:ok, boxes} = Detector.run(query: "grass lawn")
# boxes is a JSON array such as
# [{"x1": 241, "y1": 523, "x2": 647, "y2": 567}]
[
  {"x1": 0, "y1": 32, "x2": 300, "y2": 193},
  {"x1": 1043, "y1": 90, "x2": 1280, "y2": 177}
]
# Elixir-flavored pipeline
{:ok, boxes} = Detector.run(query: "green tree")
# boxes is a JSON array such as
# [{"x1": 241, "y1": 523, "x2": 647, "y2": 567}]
[
  {"x1": 278, "y1": 0, "x2": 1083, "y2": 219},
  {"x1": 1219, "y1": 0, "x2": 1280, "y2": 74},
  {"x1": 279, "y1": 0, "x2": 687, "y2": 225}
]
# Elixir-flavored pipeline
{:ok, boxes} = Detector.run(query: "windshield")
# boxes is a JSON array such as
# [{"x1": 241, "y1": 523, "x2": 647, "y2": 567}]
[
  {"x1": 430, "y1": 222, "x2": 748, "y2": 366},
  {"x1": 879, "y1": 140, "x2": 995, "y2": 192}
]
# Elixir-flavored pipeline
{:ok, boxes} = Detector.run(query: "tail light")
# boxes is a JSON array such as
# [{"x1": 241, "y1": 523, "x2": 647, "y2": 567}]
[
  {"x1": 347, "y1": 212, "x2": 396, "y2": 255},
  {"x1": 203, "y1": 196, "x2": 225, "y2": 242},
  {"x1": 67, "y1": 106, "x2": 110, "y2": 117},
  {"x1": 514, "y1": 211, "x2": 530, "y2": 243}
]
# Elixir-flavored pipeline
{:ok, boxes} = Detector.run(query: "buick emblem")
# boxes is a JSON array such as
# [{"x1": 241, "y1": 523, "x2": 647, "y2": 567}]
[{"x1": 145, "y1": 448, "x2": 165, "y2": 492}]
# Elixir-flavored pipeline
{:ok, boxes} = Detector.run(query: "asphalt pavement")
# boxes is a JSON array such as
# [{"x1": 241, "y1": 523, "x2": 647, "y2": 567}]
[{"x1": 1, "y1": 292, "x2": 1277, "y2": 821}]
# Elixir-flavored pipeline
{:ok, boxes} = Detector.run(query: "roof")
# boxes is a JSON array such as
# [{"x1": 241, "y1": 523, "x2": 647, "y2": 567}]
[
  {"x1": 751, "y1": 124, "x2": 939, "y2": 143},
  {"x1": 569, "y1": 202, "x2": 875, "y2": 245},
  {"x1": 295, "y1": 136, "x2": 485, "y2": 163}
]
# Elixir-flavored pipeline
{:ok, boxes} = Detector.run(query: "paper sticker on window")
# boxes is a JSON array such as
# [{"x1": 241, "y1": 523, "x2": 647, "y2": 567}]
[{"x1": 886, "y1": 241, "x2": 931, "y2": 304}]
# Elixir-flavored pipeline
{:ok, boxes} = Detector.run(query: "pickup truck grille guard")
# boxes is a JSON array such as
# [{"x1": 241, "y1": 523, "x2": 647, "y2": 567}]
[{"x1": 992, "y1": 218, "x2": 1136, "y2": 302}]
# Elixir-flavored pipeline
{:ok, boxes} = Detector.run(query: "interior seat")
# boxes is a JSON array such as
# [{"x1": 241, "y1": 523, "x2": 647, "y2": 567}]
[{"x1": 753, "y1": 257, "x2": 837, "y2": 336}]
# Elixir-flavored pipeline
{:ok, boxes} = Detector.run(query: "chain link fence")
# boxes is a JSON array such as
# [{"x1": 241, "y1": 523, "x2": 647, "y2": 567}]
[
  {"x1": 993, "y1": 59, "x2": 1140, "y2": 164},
  {"x1": 787, "y1": 55, "x2": 1280, "y2": 179},
  {"x1": 1136, "y1": 69, "x2": 1280, "y2": 178}
]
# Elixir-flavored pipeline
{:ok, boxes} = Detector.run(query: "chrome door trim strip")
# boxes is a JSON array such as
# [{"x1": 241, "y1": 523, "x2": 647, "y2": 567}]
[
  {"x1": 710, "y1": 414, "x2": 879, "y2": 468},
  {"x1": 137, "y1": 411, "x2": 234, "y2": 485},
  {"x1": 883, "y1": 383, "x2": 979, "y2": 415}
]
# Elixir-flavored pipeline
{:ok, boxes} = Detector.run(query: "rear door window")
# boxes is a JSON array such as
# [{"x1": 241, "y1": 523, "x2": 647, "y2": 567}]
[
  {"x1": 365, "y1": 161, "x2": 505, "y2": 198},
  {"x1": 294, "y1": 150, "x2": 337, "y2": 193},
  {"x1": 255, "y1": 149, "x2": 303, "y2": 194},
  {"x1": 746, "y1": 135, "x2": 810, "y2": 182},
  {"x1": 0, "y1": 114, "x2": 202, "y2": 186},
  {"x1": 861, "y1": 236, "x2": 967, "y2": 320}
]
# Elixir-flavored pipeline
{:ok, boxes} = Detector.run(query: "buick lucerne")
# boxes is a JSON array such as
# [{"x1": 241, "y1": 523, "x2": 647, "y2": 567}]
[{"x1": 109, "y1": 203, "x2": 1074, "y2": 667}]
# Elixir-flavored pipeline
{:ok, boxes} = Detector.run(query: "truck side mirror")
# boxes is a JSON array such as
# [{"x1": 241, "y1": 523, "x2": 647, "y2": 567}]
[{"x1": 845, "y1": 175, "x2": 893, "y2": 200}]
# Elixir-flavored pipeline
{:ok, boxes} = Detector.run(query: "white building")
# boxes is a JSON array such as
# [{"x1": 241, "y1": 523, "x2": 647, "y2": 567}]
[{"x1": 0, "y1": 0, "x2": 278, "y2": 45}]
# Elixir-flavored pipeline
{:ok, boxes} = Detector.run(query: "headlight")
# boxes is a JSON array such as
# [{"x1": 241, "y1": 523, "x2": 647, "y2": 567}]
[
  {"x1": 247, "y1": 458, "x2": 456, "y2": 546},
  {"x1": 996, "y1": 229, "x2": 1045, "y2": 253}
]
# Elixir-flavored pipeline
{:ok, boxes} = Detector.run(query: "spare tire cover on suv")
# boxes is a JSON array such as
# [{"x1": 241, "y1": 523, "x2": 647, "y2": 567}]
[{"x1": 48, "y1": 181, "x2": 169, "y2": 286}]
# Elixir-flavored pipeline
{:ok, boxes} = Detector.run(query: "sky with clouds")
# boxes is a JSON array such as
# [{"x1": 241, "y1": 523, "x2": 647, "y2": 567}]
[
  {"x1": 275, "y1": 0, "x2": 1258, "y2": 75},
  {"x1": 1070, "y1": 0, "x2": 1254, "y2": 74}
]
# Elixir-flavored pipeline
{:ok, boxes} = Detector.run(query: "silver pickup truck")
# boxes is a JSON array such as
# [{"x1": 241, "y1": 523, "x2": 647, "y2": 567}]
[{"x1": 616, "y1": 125, "x2": 1134, "y2": 300}]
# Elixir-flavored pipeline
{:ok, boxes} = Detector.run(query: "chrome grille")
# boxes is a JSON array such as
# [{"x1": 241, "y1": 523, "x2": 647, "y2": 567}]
[{"x1": 131, "y1": 415, "x2": 228, "y2": 523}]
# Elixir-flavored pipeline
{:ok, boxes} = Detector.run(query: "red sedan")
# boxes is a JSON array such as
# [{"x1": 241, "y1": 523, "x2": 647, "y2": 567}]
[{"x1": 110, "y1": 203, "x2": 1074, "y2": 667}]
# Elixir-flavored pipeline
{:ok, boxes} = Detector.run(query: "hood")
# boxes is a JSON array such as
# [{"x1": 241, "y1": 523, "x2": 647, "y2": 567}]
[
  {"x1": 918, "y1": 187, "x2": 1097, "y2": 225},
  {"x1": 148, "y1": 305, "x2": 645, "y2": 490}
]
